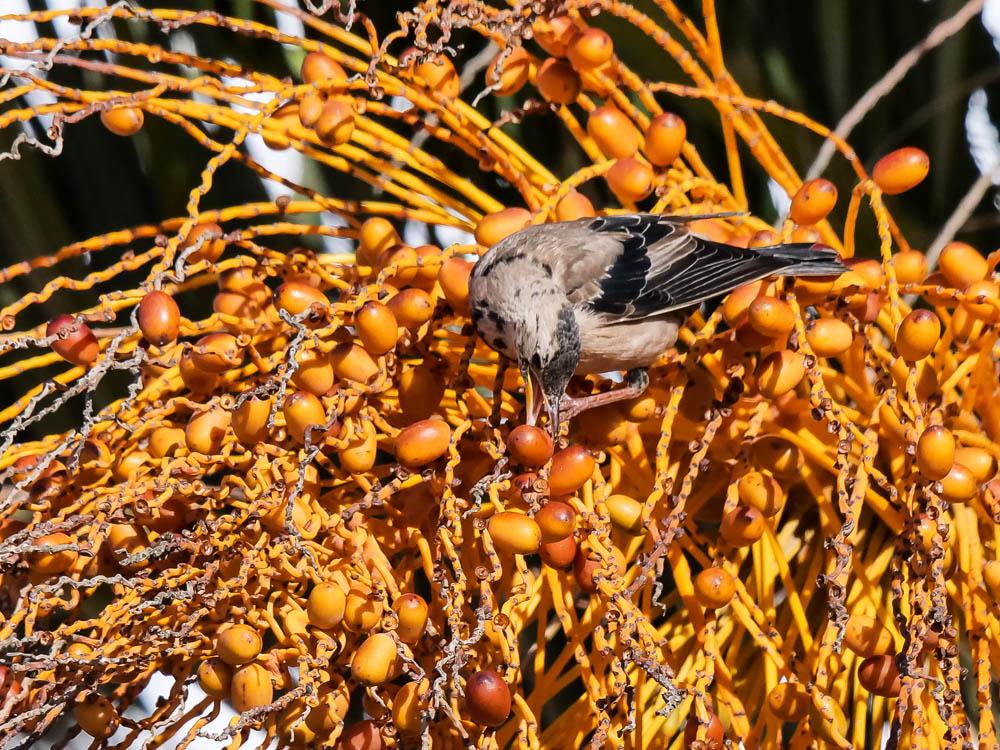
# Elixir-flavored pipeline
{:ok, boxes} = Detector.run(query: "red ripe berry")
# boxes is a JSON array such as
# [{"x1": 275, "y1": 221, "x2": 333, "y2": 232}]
[{"x1": 46, "y1": 315, "x2": 100, "y2": 366}]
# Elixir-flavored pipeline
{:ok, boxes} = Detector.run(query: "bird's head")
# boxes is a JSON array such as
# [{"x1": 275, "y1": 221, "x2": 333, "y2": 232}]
[{"x1": 516, "y1": 305, "x2": 581, "y2": 438}]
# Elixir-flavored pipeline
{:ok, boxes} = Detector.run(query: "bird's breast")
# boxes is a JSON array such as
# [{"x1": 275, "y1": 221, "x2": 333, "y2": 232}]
[{"x1": 573, "y1": 310, "x2": 682, "y2": 374}]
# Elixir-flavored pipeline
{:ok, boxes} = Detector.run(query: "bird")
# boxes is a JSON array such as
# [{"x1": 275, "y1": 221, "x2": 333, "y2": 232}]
[{"x1": 467, "y1": 213, "x2": 847, "y2": 438}]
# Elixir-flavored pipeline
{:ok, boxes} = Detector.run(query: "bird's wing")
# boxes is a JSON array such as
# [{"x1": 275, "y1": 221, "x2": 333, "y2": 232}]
[{"x1": 578, "y1": 214, "x2": 842, "y2": 319}]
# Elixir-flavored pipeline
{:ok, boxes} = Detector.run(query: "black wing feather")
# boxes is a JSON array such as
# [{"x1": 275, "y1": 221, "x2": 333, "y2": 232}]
[{"x1": 585, "y1": 214, "x2": 844, "y2": 319}]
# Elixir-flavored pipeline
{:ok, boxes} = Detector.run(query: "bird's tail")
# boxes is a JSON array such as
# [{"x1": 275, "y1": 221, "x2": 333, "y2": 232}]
[{"x1": 763, "y1": 243, "x2": 847, "y2": 277}]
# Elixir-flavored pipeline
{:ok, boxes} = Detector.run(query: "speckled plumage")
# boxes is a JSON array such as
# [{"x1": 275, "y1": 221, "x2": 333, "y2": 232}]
[{"x1": 469, "y1": 213, "x2": 846, "y2": 434}]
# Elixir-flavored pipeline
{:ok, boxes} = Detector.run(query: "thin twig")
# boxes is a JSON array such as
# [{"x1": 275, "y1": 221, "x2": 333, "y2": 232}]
[{"x1": 806, "y1": 0, "x2": 985, "y2": 180}]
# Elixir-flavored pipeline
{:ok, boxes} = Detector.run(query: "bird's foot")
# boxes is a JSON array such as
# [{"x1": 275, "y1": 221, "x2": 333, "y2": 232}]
[{"x1": 557, "y1": 368, "x2": 651, "y2": 424}]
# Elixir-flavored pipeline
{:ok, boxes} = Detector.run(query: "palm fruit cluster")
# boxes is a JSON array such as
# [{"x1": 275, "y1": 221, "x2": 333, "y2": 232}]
[{"x1": 0, "y1": 2, "x2": 996, "y2": 749}]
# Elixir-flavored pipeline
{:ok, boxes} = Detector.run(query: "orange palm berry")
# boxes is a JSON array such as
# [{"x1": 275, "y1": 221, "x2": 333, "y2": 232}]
[
  {"x1": 623, "y1": 392, "x2": 658, "y2": 422},
  {"x1": 963, "y1": 279, "x2": 999, "y2": 320},
  {"x1": 274, "y1": 281, "x2": 329, "y2": 318},
  {"x1": 843, "y1": 613, "x2": 894, "y2": 657},
  {"x1": 213, "y1": 290, "x2": 257, "y2": 318},
  {"x1": 100, "y1": 106, "x2": 144, "y2": 136},
  {"x1": 556, "y1": 190, "x2": 596, "y2": 221},
  {"x1": 339, "y1": 720, "x2": 386, "y2": 750},
  {"x1": 805, "y1": 317, "x2": 853, "y2": 357},
  {"x1": 606, "y1": 157, "x2": 654, "y2": 203},
  {"x1": 720, "y1": 505, "x2": 765, "y2": 546},
  {"x1": 643, "y1": 113, "x2": 687, "y2": 166},
  {"x1": 736, "y1": 472, "x2": 785, "y2": 516},
  {"x1": 587, "y1": 104, "x2": 640, "y2": 159},
  {"x1": 747, "y1": 296, "x2": 795, "y2": 338},
  {"x1": 232, "y1": 395, "x2": 271, "y2": 445},
  {"x1": 693, "y1": 567, "x2": 736, "y2": 608},
  {"x1": 890, "y1": 249, "x2": 928, "y2": 284},
  {"x1": 315, "y1": 98, "x2": 355, "y2": 146},
  {"x1": 766, "y1": 682, "x2": 809, "y2": 721},
  {"x1": 790, "y1": 225, "x2": 821, "y2": 243},
  {"x1": 438, "y1": 257, "x2": 475, "y2": 315},
  {"x1": 32, "y1": 532, "x2": 77, "y2": 576},
  {"x1": 568, "y1": 27, "x2": 613, "y2": 69},
  {"x1": 549, "y1": 445, "x2": 595, "y2": 496},
  {"x1": 475, "y1": 207, "x2": 532, "y2": 247},
  {"x1": 298, "y1": 91, "x2": 325, "y2": 128},
  {"x1": 283, "y1": 390, "x2": 326, "y2": 444},
  {"x1": 262, "y1": 103, "x2": 300, "y2": 151},
  {"x1": 535, "y1": 500, "x2": 576, "y2": 542},
  {"x1": 683, "y1": 711, "x2": 725, "y2": 750},
  {"x1": 872, "y1": 146, "x2": 929, "y2": 194},
  {"x1": 113, "y1": 450, "x2": 149, "y2": 482},
  {"x1": 939, "y1": 463, "x2": 977, "y2": 503},
  {"x1": 789, "y1": 178, "x2": 838, "y2": 225},
  {"x1": 916, "y1": 425, "x2": 955, "y2": 480},
  {"x1": 465, "y1": 669, "x2": 511, "y2": 727},
  {"x1": 137, "y1": 290, "x2": 180, "y2": 346},
  {"x1": 356, "y1": 301, "x2": 398, "y2": 356},
  {"x1": 984, "y1": 560, "x2": 1000, "y2": 600},
  {"x1": 216, "y1": 624, "x2": 262, "y2": 666},
  {"x1": 748, "y1": 229, "x2": 779, "y2": 248},
  {"x1": 197, "y1": 658, "x2": 232, "y2": 699},
  {"x1": 185, "y1": 406, "x2": 231, "y2": 455},
  {"x1": 300, "y1": 52, "x2": 347, "y2": 86},
  {"x1": 47, "y1": 314, "x2": 100, "y2": 366},
  {"x1": 532, "y1": 16, "x2": 578, "y2": 57},
  {"x1": 393, "y1": 680, "x2": 427, "y2": 735},
  {"x1": 148, "y1": 426, "x2": 185, "y2": 458},
  {"x1": 488, "y1": 47, "x2": 531, "y2": 96},
  {"x1": 574, "y1": 545, "x2": 625, "y2": 594},
  {"x1": 180, "y1": 222, "x2": 226, "y2": 263},
  {"x1": 721, "y1": 280, "x2": 766, "y2": 327},
  {"x1": 74, "y1": 693, "x2": 120, "y2": 738},
  {"x1": 344, "y1": 586, "x2": 384, "y2": 632},
  {"x1": 858, "y1": 655, "x2": 901, "y2": 697},
  {"x1": 953, "y1": 446, "x2": 994, "y2": 483},
  {"x1": 307, "y1": 582, "x2": 346, "y2": 629},
  {"x1": 393, "y1": 593, "x2": 429, "y2": 644},
  {"x1": 752, "y1": 437, "x2": 801, "y2": 477},
  {"x1": 756, "y1": 350, "x2": 805, "y2": 398},
  {"x1": 939, "y1": 241, "x2": 988, "y2": 289},
  {"x1": 357, "y1": 217, "x2": 400, "y2": 266},
  {"x1": 352, "y1": 633, "x2": 401, "y2": 685},
  {"x1": 606, "y1": 494, "x2": 643, "y2": 534},
  {"x1": 414, "y1": 55, "x2": 460, "y2": 98},
  {"x1": 539, "y1": 535, "x2": 577, "y2": 569},
  {"x1": 339, "y1": 419, "x2": 378, "y2": 473},
  {"x1": 387, "y1": 288, "x2": 435, "y2": 329},
  {"x1": 535, "y1": 57, "x2": 580, "y2": 104},
  {"x1": 895, "y1": 309, "x2": 940, "y2": 361},
  {"x1": 507, "y1": 424, "x2": 554, "y2": 468},
  {"x1": 395, "y1": 418, "x2": 450, "y2": 468},
  {"x1": 230, "y1": 663, "x2": 273, "y2": 713},
  {"x1": 190, "y1": 333, "x2": 242, "y2": 373},
  {"x1": 487, "y1": 511, "x2": 542, "y2": 555},
  {"x1": 330, "y1": 342, "x2": 379, "y2": 384},
  {"x1": 398, "y1": 366, "x2": 445, "y2": 421},
  {"x1": 305, "y1": 683, "x2": 350, "y2": 733},
  {"x1": 291, "y1": 348, "x2": 335, "y2": 396}
]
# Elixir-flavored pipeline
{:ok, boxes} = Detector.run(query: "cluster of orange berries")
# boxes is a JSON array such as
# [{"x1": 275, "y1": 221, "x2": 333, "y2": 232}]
[{"x1": 8, "y1": 2, "x2": 1000, "y2": 747}]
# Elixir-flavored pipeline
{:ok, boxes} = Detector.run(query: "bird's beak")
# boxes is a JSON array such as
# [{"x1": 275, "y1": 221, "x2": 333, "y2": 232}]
[{"x1": 520, "y1": 364, "x2": 543, "y2": 427}]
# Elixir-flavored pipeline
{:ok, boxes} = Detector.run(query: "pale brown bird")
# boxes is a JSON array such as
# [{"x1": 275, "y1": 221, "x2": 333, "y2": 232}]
[{"x1": 468, "y1": 213, "x2": 846, "y2": 437}]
